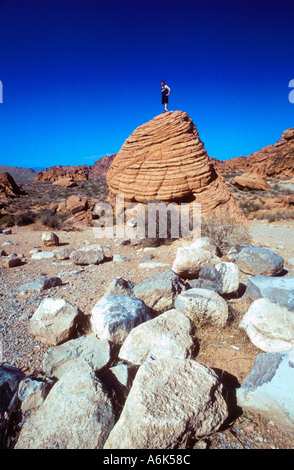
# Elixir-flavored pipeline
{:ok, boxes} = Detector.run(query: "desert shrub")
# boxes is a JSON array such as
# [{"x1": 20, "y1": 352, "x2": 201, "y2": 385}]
[
  {"x1": 201, "y1": 214, "x2": 251, "y2": 253},
  {"x1": 239, "y1": 200, "x2": 263, "y2": 215},
  {"x1": 13, "y1": 210, "x2": 36, "y2": 226},
  {"x1": 36, "y1": 209, "x2": 70, "y2": 229},
  {"x1": 255, "y1": 211, "x2": 294, "y2": 223}
]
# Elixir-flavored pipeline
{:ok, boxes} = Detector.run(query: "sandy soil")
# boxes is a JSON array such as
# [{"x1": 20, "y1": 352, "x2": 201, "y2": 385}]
[{"x1": 1, "y1": 218, "x2": 294, "y2": 449}]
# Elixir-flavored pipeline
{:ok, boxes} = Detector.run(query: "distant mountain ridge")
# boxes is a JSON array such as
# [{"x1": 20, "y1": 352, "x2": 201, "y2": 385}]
[
  {"x1": 211, "y1": 128, "x2": 294, "y2": 177},
  {"x1": 33, "y1": 154, "x2": 116, "y2": 182},
  {"x1": 0, "y1": 166, "x2": 37, "y2": 184}
]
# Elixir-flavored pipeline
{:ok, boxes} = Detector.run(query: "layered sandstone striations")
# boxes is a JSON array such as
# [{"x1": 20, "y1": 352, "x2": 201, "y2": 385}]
[
  {"x1": 212, "y1": 128, "x2": 294, "y2": 177},
  {"x1": 106, "y1": 111, "x2": 243, "y2": 217}
]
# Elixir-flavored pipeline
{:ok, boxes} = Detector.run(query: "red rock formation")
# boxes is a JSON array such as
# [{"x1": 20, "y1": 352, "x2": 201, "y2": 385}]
[
  {"x1": 34, "y1": 167, "x2": 89, "y2": 182},
  {"x1": 0, "y1": 172, "x2": 24, "y2": 204},
  {"x1": 230, "y1": 172, "x2": 271, "y2": 191},
  {"x1": 34, "y1": 154, "x2": 116, "y2": 183},
  {"x1": 212, "y1": 128, "x2": 294, "y2": 177},
  {"x1": 106, "y1": 111, "x2": 245, "y2": 219}
]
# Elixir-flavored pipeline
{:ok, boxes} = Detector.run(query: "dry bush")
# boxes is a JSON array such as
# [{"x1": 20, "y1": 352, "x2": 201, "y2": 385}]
[{"x1": 201, "y1": 214, "x2": 251, "y2": 253}]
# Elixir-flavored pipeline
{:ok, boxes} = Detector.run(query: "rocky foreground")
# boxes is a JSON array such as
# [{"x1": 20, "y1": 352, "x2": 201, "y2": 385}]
[{"x1": 1, "y1": 221, "x2": 294, "y2": 449}]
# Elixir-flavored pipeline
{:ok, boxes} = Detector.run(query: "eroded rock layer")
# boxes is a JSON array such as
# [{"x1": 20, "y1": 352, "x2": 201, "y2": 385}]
[{"x1": 106, "y1": 111, "x2": 243, "y2": 216}]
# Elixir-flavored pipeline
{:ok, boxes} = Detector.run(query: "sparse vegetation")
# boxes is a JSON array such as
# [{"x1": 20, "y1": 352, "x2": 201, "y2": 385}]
[{"x1": 201, "y1": 214, "x2": 251, "y2": 253}]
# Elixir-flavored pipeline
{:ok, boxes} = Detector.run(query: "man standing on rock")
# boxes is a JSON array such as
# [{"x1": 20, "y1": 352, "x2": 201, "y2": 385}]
[{"x1": 161, "y1": 81, "x2": 170, "y2": 112}]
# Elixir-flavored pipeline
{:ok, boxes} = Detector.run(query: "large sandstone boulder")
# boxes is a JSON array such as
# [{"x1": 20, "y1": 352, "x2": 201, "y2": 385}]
[
  {"x1": 230, "y1": 172, "x2": 271, "y2": 191},
  {"x1": 15, "y1": 362, "x2": 115, "y2": 449},
  {"x1": 104, "y1": 358, "x2": 229, "y2": 449},
  {"x1": 106, "y1": 111, "x2": 244, "y2": 218},
  {"x1": 132, "y1": 269, "x2": 186, "y2": 313},
  {"x1": 29, "y1": 298, "x2": 84, "y2": 346},
  {"x1": 118, "y1": 309, "x2": 195, "y2": 365}
]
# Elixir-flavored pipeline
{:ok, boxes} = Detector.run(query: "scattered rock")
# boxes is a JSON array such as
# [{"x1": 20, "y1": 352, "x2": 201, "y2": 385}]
[
  {"x1": 42, "y1": 333, "x2": 111, "y2": 379},
  {"x1": 118, "y1": 309, "x2": 195, "y2": 366},
  {"x1": 172, "y1": 247, "x2": 221, "y2": 279},
  {"x1": 185, "y1": 278, "x2": 221, "y2": 293},
  {"x1": 138, "y1": 262, "x2": 169, "y2": 269},
  {"x1": 174, "y1": 288, "x2": 229, "y2": 327},
  {"x1": 2, "y1": 258, "x2": 22, "y2": 268},
  {"x1": 15, "y1": 362, "x2": 115, "y2": 449},
  {"x1": 55, "y1": 246, "x2": 75, "y2": 260},
  {"x1": 69, "y1": 245, "x2": 105, "y2": 265},
  {"x1": 0, "y1": 365, "x2": 26, "y2": 446},
  {"x1": 237, "y1": 350, "x2": 294, "y2": 435},
  {"x1": 29, "y1": 298, "x2": 84, "y2": 346},
  {"x1": 17, "y1": 277, "x2": 63, "y2": 293},
  {"x1": 91, "y1": 295, "x2": 152, "y2": 345},
  {"x1": 105, "y1": 277, "x2": 135, "y2": 296},
  {"x1": 18, "y1": 378, "x2": 52, "y2": 416},
  {"x1": 42, "y1": 231, "x2": 59, "y2": 247},
  {"x1": 239, "y1": 298, "x2": 294, "y2": 352},
  {"x1": 198, "y1": 262, "x2": 240, "y2": 294},
  {"x1": 113, "y1": 254, "x2": 131, "y2": 263},
  {"x1": 235, "y1": 246, "x2": 284, "y2": 276},
  {"x1": 246, "y1": 275, "x2": 294, "y2": 309},
  {"x1": 189, "y1": 237, "x2": 222, "y2": 257},
  {"x1": 31, "y1": 252, "x2": 56, "y2": 260},
  {"x1": 132, "y1": 269, "x2": 186, "y2": 313},
  {"x1": 104, "y1": 358, "x2": 229, "y2": 449}
]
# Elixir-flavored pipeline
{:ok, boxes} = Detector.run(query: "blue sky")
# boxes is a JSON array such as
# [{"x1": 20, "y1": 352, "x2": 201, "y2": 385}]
[{"x1": 0, "y1": 0, "x2": 293, "y2": 169}]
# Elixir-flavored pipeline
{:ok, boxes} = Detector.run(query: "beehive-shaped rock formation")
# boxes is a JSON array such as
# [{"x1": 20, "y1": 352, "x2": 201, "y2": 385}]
[{"x1": 106, "y1": 111, "x2": 243, "y2": 217}]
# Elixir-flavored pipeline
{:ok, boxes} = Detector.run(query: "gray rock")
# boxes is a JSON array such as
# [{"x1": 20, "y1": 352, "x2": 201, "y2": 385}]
[
  {"x1": 238, "y1": 298, "x2": 294, "y2": 352},
  {"x1": 133, "y1": 269, "x2": 186, "y2": 313},
  {"x1": 29, "y1": 298, "x2": 84, "y2": 346},
  {"x1": 70, "y1": 244, "x2": 105, "y2": 265},
  {"x1": 138, "y1": 262, "x2": 169, "y2": 269},
  {"x1": 56, "y1": 246, "x2": 75, "y2": 260},
  {"x1": 237, "y1": 350, "x2": 294, "y2": 435},
  {"x1": 247, "y1": 275, "x2": 294, "y2": 309},
  {"x1": 17, "y1": 277, "x2": 63, "y2": 293},
  {"x1": 118, "y1": 309, "x2": 195, "y2": 366},
  {"x1": 2, "y1": 241, "x2": 13, "y2": 246},
  {"x1": 174, "y1": 288, "x2": 229, "y2": 327},
  {"x1": 18, "y1": 378, "x2": 52, "y2": 415},
  {"x1": 113, "y1": 254, "x2": 131, "y2": 263},
  {"x1": 189, "y1": 237, "x2": 222, "y2": 257},
  {"x1": 198, "y1": 262, "x2": 240, "y2": 294},
  {"x1": 31, "y1": 252, "x2": 56, "y2": 260},
  {"x1": 2, "y1": 229, "x2": 12, "y2": 235},
  {"x1": 105, "y1": 277, "x2": 135, "y2": 296},
  {"x1": 42, "y1": 333, "x2": 111, "y2": 379},
  {"x1": 0, "y1": 366, "x2": 26, "y2": 444},
  {"x1": 185, "y1": 278, "x2": 220, "y2": 292},
  {"x1": 104, "y1": 358, "x2": 229, "y2": 449},
  {"x1": 235, "y1": 246, "x2": 284, "y2": 276},
  {"x1": 91, "y1": 295, "x2": 152, "y2": 345},
  {"x1": 172, "y1": 246, "x2": 221, "y2": 279},
  {"x1": 15, "y1": 362, "x2": 115, "y2": 449}
]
